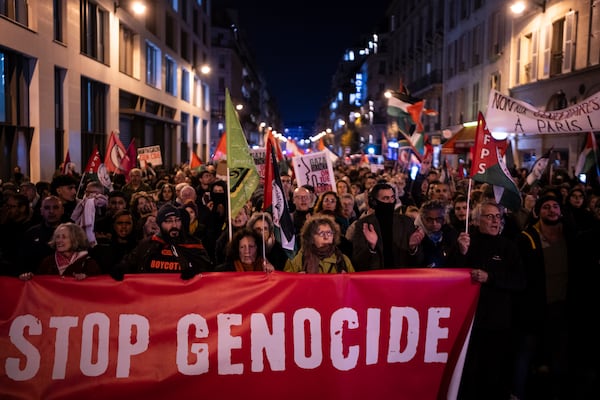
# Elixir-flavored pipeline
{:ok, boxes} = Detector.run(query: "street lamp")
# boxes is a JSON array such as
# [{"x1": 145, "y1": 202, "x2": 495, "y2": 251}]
[
  {"x1": 114, "y1": 0, "x2": 147, "y2": 14},
  {"x1": 510, "y1": 0, "x2": 546, "y2": 15},
  {"x1": 199, "y1": 64, "x2": 211, "y2": 75}
]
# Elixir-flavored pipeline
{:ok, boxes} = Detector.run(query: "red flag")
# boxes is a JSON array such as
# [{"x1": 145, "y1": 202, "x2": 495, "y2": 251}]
[
  {"x1": 120, "y1": 139, "x2": 137, "y2": 179},
  {"x1": 61, "y1": 150, "x2": 71, "y2": 175},
  {"x1": 264, "y1": 131, "x2": 295, "y2": 252},
  {"x1": 212, "y1": 132, "x2": 227, "y2": 161},
  {"x1": 104, "y1": 131, "x2": 127, "y2": 173},
  {"x1": 84, "y1": 145, "x2": 103, "y2": 174},
  {"x1": 190, "y1": 151, "x2": 203, "y2": 170},
  {"x1": 470, "y1": 112, "x2": 521, "y2": 211},
  {"x1": 317, "y1": 137, "x2": 326, "y2": 151}
]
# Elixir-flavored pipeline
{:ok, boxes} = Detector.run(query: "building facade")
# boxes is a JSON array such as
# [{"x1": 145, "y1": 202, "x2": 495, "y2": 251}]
[{"x1": 1, "y1": 0, "x2": 213, "y2": 182}]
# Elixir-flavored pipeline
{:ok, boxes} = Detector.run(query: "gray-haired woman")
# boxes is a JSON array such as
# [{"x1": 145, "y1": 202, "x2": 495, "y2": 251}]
[{"x1": 20, "y1": 222, "x2": 101, "y2": 280}]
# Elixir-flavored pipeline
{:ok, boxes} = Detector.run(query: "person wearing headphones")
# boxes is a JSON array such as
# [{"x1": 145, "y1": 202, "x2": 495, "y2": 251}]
[{"x1": 351, "y1": 182, "x2": 421, "y2": 270}]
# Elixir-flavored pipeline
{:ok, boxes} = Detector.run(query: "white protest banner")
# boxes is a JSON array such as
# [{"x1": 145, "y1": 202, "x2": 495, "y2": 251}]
[
  {"x1": 137, "y1": 145, "x2": 163, "y2": 168},
  {"x1": 292, "y1": 151, "x2": 336, "y2": 195},
  {"x1": 486, "y1": 89, "x2": 600, "y2": 135}
]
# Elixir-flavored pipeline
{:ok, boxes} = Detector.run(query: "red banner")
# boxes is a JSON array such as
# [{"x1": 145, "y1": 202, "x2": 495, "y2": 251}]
[{"x1": 0, "y1": 270, "x2": 479, "y2": 400}]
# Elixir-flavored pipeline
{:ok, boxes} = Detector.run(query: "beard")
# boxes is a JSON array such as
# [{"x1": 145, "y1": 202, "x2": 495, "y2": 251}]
[{"x1": 542, "y1": 217, "x2": 561, "y2": 226}]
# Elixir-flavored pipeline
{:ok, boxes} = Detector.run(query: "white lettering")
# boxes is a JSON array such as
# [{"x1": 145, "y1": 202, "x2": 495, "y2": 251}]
[
  {"x1": 365, "y1": 308, "x2": 381, "y2": 365},
  {"x1": 293, "y1": 308, "x2": 322, "y2": 369},
  {"x1": 424, "y1": 308, "x2": 450, "y2": 363},
  {"x1": 177, "y1": 313, "x2": 209, "y2": 375},
  {"x1": 6, "y1": 315, "x2": 41, "y2": 381},
  {"x1": 116, "y1": 314, "x2": 149, "y2": 378},
  {"x1": 250, "y1": 312, "x2": 285, "y2": 372},
  {"x1": 49, "y1": 316, "x2": 78, "y2": 379},
  {"x1": 388, "y1": 306, "x2": 419, "y2": 362},
  {"x1": 80, "y1": 313, "x2": 110, "y2": 377},
  {"x1": 330, "y1": 308, "x2": 359, "y2": 371},
  {"x1": 217, "y1": 313, "x2": 243, "y2": 375}
]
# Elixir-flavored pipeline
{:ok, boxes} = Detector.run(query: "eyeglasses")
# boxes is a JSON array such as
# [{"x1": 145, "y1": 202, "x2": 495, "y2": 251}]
[
  {"x1": 316, "y1": 230, "x2": 334, "y2": 238},
  {"x1": 294, "y1": 195, "x2": 310, "y2": 200},
  {"x1": 482, "y1": 213, "x2": 502, "y2": 221}
]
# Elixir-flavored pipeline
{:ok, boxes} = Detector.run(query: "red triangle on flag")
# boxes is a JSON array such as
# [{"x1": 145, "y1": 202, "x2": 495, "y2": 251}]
[
  {"x1": 212, "y1": 132, "x2": 227, "y2": 161},
  {"x1": 190, "y1": 152, "x2": 203, "y2": 169}
]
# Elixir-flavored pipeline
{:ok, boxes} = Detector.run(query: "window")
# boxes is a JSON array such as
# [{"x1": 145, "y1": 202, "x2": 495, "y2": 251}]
[
  {"x1": 562, "y1": 11, "x2": 577, "y2": 73},
  {"x1": 55, "y1": 68, "x2": 66, "y2": 163},
  {"x1": 202, "y1": 82, "x2": 210, "y2": 112},
  {"x1": 488, "y1": 11, "x2": 505, "y2": 59},
  {"x1": 181, "y1": 69, "x2": 190, "y2": 102},
  {"x1": 181, "y1": 112, "x2": 189, "y2": 161},
  {"x1": 0, "y1": 0, "x2": 28, "y2": 26},
  {"x1": 165, "y1": 55, "x2": 177, "y2": 96},
  {"x1": 471, "y1": 83, "x2": 479, "y2": 121},
  {"x1": 119, "y1": 24, "x2": 135, "y2": 77},
  {"x1": 53, "y1": 0, "x2": 64, "y2": 42},
  {"x1": 550, "y1": 18, "x2": 565, "y2": 76},
  {"x1": 80, "y1": 0, "x2": 108, "y2": 63},
  {"x1": 0, "y1": 50, "x2": 30, "y2": 125},
  {"x1": 490, "y1": 71, "x2": 501, "y2": 92},
  {"x1": 81, "y1": 77, "x2": 107, "y2": 164},
  {"x1": 471, "y1": 24, "x2": 483, "y2": 66},
  {"x1": 146, "y1": 41, "x2": 161, "y2": 88},
  {"x1": 181, "y1": 29, "x2": 190, "y2": 61},
  {"x1": 166, "y1": 14, "x2": 176, "y2": 51},
  {"x1": 193, "y1": 76, "x2": 201, "y2": 107}
]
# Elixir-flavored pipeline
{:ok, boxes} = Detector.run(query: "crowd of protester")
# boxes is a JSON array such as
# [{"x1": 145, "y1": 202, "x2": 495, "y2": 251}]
[{"x1": 1, "y1": 157, "x2": 600, "y2": 400}]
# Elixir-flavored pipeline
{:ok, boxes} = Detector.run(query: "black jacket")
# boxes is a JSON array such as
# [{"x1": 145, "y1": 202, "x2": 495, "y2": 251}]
[{"x1": 113, "y1": 234, "x2": 213, "y2": 280}]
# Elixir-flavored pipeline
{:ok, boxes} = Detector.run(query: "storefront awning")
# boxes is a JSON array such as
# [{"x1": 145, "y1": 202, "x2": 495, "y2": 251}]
[{"x1": 441, "y1": 125, "x2": 477, "y2": 154}]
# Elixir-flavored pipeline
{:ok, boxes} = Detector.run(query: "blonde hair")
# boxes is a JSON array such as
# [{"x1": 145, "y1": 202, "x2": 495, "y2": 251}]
[{"x1": 49, "y1": 222, "x2": 90, "y2": 251}]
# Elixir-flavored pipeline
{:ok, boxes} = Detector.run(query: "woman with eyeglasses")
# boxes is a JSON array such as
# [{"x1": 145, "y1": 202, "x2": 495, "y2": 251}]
[{"x1": 284, "y1": 215, "x2": 354, "y2": 274}]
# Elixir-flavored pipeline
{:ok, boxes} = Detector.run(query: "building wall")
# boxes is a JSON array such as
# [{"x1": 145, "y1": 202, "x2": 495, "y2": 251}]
[{"x1": 0, "y1": 0, "x2": 212, "y2": 182}]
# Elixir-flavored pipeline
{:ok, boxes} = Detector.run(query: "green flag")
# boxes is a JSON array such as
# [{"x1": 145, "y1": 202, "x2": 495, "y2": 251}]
[{"x1": 225, "y1": 89, "x2": 259, "y2": 219}]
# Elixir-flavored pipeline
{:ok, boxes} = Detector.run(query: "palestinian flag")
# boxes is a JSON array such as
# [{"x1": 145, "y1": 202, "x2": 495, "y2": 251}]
[
  {"x1": 471, "y1": 112, "x2": 521, "y2": 211},
  {"x1": 387, "y1": 90, "x2": 425, "y2": 133},
  {"x1": 575, "y1": 132, "x2": 598, "y2": 176}
]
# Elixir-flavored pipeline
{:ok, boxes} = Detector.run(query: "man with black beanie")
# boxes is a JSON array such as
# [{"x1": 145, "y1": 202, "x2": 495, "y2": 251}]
[
  {"x1": 351, "y1": 182, "x2": 420, "y2": 270},
  {"x1": 112, "y1": 203, "x2": 213, "y2": 280}
]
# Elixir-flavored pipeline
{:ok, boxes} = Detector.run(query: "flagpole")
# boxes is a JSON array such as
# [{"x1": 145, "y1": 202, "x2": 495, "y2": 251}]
[
  {"x1": 76, "y1": 173, "x2": 87, "y2": 199},
  {"x1": 261, "y1": 212, "x2": 266, "y2": 261},
  {"x1": 465, "y1": 178, "x2": 472, "y2": 234},
  {"x1": 227, "y1": 167, "x2": 233, "y2": 241}
]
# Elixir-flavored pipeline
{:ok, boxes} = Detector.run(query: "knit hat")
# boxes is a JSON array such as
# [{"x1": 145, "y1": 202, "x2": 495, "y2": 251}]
[
  {"x1": 534, "y1": 194, "x2": 560, "y2": 216},
  {"x1": 156, "y1": 203, "x2": 182, "y2": 225},
  {"x1": 50, "y1": 175, "x2": 78, "y2": 193}
]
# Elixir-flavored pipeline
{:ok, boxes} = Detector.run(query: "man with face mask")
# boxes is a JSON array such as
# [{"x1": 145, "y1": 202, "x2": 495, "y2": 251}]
[
  {"x1": 351, "y1": 183, "x2": 420, "y2": 270},
  {"x1": 112, "y1": 203, "x2": 213, "y2": 280}
]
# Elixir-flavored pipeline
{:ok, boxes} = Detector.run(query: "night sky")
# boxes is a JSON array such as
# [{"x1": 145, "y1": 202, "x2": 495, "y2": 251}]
[{"x1": 219, "y1": 0, "x2": 392, "y2": 130}]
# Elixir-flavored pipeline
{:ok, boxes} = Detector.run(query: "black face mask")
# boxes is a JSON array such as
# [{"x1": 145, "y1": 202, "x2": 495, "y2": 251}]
[
  {"x1": 212, "y1": 192, "x2": 226, "y2": 205},
  {"x1": 374, "y1": 200, "x2": 395, "y2": 216}
]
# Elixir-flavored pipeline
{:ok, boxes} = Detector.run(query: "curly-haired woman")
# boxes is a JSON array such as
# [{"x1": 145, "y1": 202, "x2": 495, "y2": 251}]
[{"x1": 285, "y1": 215, "x2": 354, "y2": 274}]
